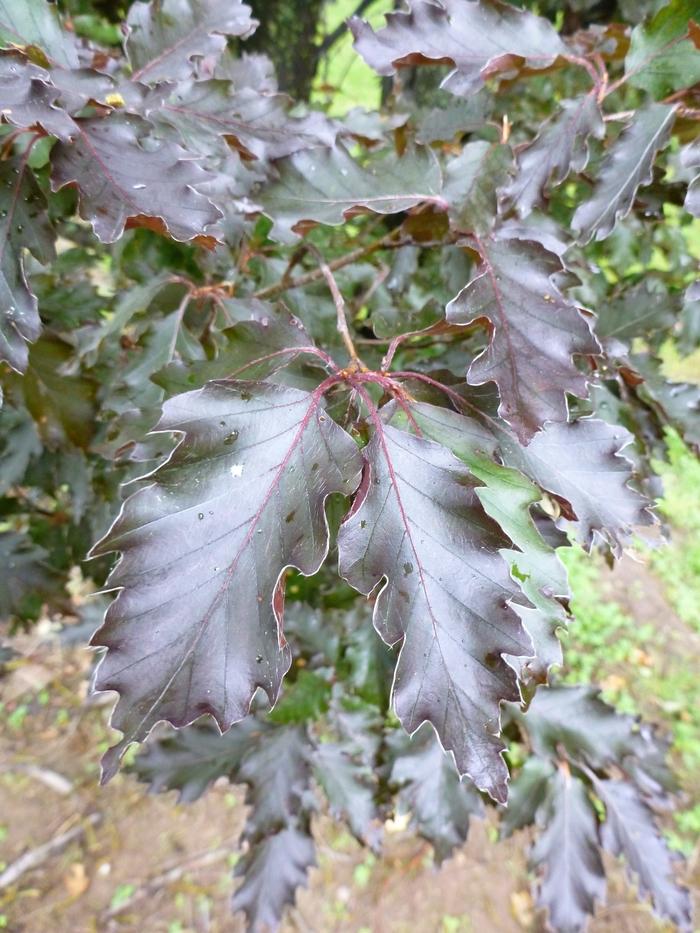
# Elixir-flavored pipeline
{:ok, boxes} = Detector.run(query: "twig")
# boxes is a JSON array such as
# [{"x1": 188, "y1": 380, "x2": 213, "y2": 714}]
[
  {"x1": 305, "y1": 243, "x2": 360, "y2": 363},
  {"x1": 2, "y1": 764, "x2": 74, "y2": 796},
  {"x1": 99, "y1": 846, "x2": 231, "y2": 921},
  {"x1": 0, "y1": 813, "x2": 102, "y2": 889},
  {"x1": 252, "y1": 230, "x2": 426, "y2": 301}
]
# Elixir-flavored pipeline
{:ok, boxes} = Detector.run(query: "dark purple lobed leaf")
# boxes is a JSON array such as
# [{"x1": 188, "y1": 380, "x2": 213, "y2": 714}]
[
  {"x1": 500, "y1": 755, "x2": 553, "y2": 837},
  {"x1": 150, "y1": 79, "x2": 338, "y2": 161},
  {"x1": 125, "y1": 0, "x2": 257, "y2": 84},
  {"x1": 350, "y1": 0, "x2": 567, "y2": 98},
  {"x1": 232, "y1": 828, "x2": 315, "y2": 932},
  {"x1": 389, "y1": 724, "x2": 484, "y2": 862},
  {"x1": 0, "y1": 54, "x2": 78, "y2": 141},
  {"x1": 51, "y1": 114, "x2": 222, "y2": 243},
  {"x1": 446, "y1": 235, "x2": 599, "y2": 442},
  {"x1": 338, "y1": 418, "x2": 532, "y2": 802},
  {"x1": 386, "y1": 401, "x2": 569, "y2": 680},
  {"x1": 0, "y1": 154, "x2": 55, "y2": 373},
  {"x1": 499, "y1": 419, "x2": 653, "y2": 554},
  {"x1": 572, "y1": 104, "x2": 676, "y2": 243},
  {"x1": 531, "y1": 769, "x2": 606, "y2": 933},
  {"x1": 132, "y1": 718, "x2": 260, "y2": 803},
  {"x1": 232, "y1": 724, "x2": 316, "y2": 931},
  {"x1": 90, "y1": 380, "x2": 363, "y2": 779},
  {"x1": 516, "y1": 685, "x2": 674, "y2": 786},
  {"x1": 593, "y1": 777, "x2": 691, "y2": 930},
  {"x1": 500, "y1": 95, "x2": 604, "y2": 219}
]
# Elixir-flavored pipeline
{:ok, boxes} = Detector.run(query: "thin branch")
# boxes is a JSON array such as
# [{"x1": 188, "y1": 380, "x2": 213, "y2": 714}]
[
  {"x1": 0, "y1": 813, "x2": 102, "y2": 889},
  {"x1": 252, "y1": 230, "x2": 402, "y2": 300},
  {"x1": 305, "y1": 243, "x2": 361, "y2": 363},
  {"x1": 2, "y1": 764, "x2": 74, "y2": 796}
]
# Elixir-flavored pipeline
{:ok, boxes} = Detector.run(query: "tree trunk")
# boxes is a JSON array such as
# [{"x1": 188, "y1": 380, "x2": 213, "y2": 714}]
[{"x1": 246, "y1": 0, "x2": 326, "y2": 99}]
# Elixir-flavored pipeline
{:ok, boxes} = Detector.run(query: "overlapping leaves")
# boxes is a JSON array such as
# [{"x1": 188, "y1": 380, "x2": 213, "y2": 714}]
[{"x1": 1, "y1": 0, "x2": 697, "y2": 931}]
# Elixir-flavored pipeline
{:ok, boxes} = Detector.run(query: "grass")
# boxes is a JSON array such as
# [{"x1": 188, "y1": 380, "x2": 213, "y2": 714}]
[{"x1": 560, "y1": 428, "x2": 700, "y2": 853}]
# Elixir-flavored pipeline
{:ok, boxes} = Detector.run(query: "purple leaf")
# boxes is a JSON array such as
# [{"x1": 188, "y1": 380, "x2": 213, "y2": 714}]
[
  {"x1": 500, "y1": 418, "x2": 653, "y2": 554},
  {"x1": 389, "y1": 724, "x2": 484, "y2": 862},
  {"x1": 531, "y1": 769, "x2": 606, "y2": 932},
  {"x1": 593, "y1": 778, "x2": 692, "y2": 930},
  {"x1": 446, "y1": 235, "x2": 599, "y2": 442},
  {"x1": 0, "y1": 54, "x2": 78, "y2": 141},
  {"x1": 351, "y1": 0, "x2": 567, "y2": 98},
  {"x1": 51, "y1": 114, "x2": 222, "y2": 243},
  {"x1": 125, "y1": 0, "x2": 257, "y2": 84},
  {"x1": 90, "y1": 380, "x2": 363, "y2": 779},
  {"x1": 0, "y1": 154, "x2": 55, "y2": 373},
  {"x1": 572, "y1": 103, "x2": 676, "y2": 243},
  {"x1": 150, "y1": 79, "x2": 338, "y2": 161},
  {"x1": 337, "y1": 418, "x2": 532, "y2": 802},
  {"x1": 501, "y1": 95, "x2": 605, "y2": 218}
]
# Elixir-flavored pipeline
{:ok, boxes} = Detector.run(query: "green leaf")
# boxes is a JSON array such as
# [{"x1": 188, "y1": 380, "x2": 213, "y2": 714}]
[
  {"x1": 269, "y1": 670, "x2": 331, "y2": 724},
  {"x1": 625, "y1": 0, "x2": 700, "y2": 99},
  {"x1": 153, "y1": 300, "x2": 322, "y2": 394},
  {"x1": 0, "y1": 532, "x2": 65, "y2": 623},
  {"x1": 23, "y1": 335, "x2": 97, "y2": 448},
  {"x1": 0, "y1": 0, "x2": 78, "y2": 68},
  {"x1": 443, "y1": 141, "x2": 513, "y2": 235}
]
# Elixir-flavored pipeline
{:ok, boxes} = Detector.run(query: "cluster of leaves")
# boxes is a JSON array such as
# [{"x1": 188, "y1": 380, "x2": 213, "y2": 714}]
[{"x1": 1, "y1": 0, "x2": 699, "y2": 929}]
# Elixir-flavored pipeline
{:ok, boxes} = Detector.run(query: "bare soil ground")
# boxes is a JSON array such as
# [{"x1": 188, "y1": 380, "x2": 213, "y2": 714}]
[{"x1": 1, "y1": 557, "x2": 698, "y2": 933}]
